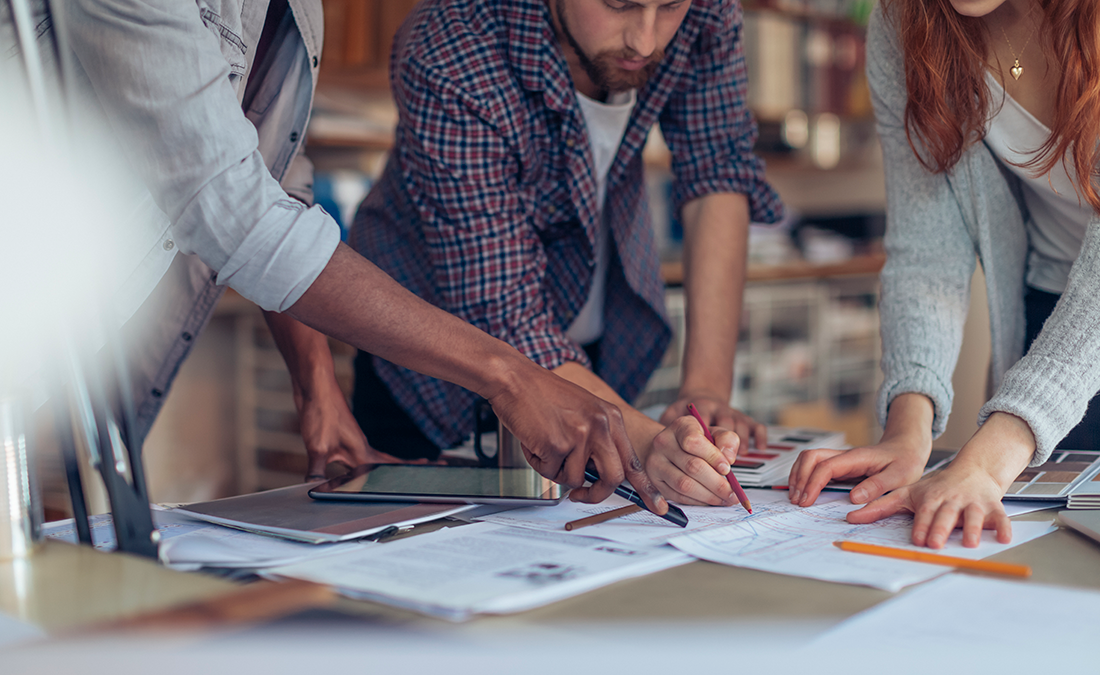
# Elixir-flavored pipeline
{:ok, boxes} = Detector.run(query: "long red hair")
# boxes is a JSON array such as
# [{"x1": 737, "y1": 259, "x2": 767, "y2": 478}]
[{"x1": 885, "y1": 0, "x2": 1100, "y2": 212}]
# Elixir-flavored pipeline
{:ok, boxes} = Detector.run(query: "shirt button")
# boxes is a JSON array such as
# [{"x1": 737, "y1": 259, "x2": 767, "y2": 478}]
[
  {"x1": 312, "y1": 55, "x2": 318, "y2": 68},
  {"x1": 181, "y1": 332, "x2": 193, "y2": 342},
  {"x1": 565, "y1": 138, "x2": 575, "y2": 148},
  {"x1": 151, "y1": 388, "x2": 163, "y2": 399},
  {"x1": 290, "y1": 131, "x2": 300, "y2": 143},
  {"x1": 547, "y1": 205, "x2": 557, "y2": 214},
  {"x1": 163, "y1": 239, "x2": 174, "y2": 251}
]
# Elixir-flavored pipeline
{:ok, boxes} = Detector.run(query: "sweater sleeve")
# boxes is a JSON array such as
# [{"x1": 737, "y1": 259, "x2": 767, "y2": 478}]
[
  {"x1": 980, "y1": 221, "x2": 1100, "y2": 464},
  {"x1": 867, "y1": 4, "x2": 978, "y2": 437}
]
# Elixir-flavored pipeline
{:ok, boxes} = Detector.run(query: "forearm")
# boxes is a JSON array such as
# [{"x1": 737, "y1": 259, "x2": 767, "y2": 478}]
[
  {"x1": 678, "y1": 192, "x2": 750, "y2": 399},
  {"x1": 951, "y1": 412, "x2": 1035, "y2": 490},
  {"x1": 552, "y1": 362, "x2": 662, "y2": 456},
  {"x1": 286, "y1": 243, "x2": 529, "y2": 402},
  {"x1": 263, "y1": 311, "x2": 338, "y2": 402},
  {"x1": 881, "y1": 393, "x2": 936, "y2": 449}
]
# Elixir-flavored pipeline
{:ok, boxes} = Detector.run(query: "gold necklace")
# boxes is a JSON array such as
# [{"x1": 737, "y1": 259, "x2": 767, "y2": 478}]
[{"x1": 999, "y1": 9, "x2": 1039, "y2": 81}]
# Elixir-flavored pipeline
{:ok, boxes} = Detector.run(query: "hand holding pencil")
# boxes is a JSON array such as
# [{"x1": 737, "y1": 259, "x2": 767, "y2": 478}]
[{"x1": 688, "y1": 404, "x2": 752, "y2": 514}]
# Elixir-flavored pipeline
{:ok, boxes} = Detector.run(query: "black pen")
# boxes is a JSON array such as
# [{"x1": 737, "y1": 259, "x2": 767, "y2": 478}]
[{"x1": 583, "y1": 468, "x2": 689, "y2": 528}]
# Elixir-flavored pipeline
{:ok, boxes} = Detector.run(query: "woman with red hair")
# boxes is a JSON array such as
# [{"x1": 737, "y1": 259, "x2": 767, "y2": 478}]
[{"x1": 788, "y1": 0, "x2": 1100, "y2": 548}]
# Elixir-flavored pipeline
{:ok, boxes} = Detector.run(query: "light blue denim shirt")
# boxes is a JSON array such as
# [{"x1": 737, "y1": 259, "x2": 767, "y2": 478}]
[{"x1": 2, "y1": 0, "x2": 339, "y2": 443}]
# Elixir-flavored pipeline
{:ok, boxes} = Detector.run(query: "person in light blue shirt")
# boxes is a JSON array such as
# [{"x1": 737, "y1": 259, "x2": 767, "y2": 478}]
[{"x1": 0, "y1": 0, "x2": 672, "y2": 513}]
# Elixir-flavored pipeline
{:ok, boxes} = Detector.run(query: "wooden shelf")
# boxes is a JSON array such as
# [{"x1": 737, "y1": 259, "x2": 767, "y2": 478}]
[{"x1": 660, "y1": 251, "x2": 885, "y2": 286}]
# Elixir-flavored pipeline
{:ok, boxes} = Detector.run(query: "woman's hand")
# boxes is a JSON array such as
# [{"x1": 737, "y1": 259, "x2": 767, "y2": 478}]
[
  {"x1": 846, "y1": 464, "x2": 1012, "y2": 548},
  {"x1": 640, "y1": 415, "x2": 741, "y2": 506},
  {"x1": 846, "y1": 412, "x2": 1037, "y2": 548},
  {"x1": 788, "y1": 393, "x2": 936, "y2": 507},
  {"x1": 787, "y1": 435, "x2": 930, "y2": 507}
]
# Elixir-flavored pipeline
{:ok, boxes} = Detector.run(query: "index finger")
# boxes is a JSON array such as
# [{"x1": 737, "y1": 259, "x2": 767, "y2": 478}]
[
  {"x1": 846, "y1": 489, "x2": 908, "y2": 524},
  {"x1": 611, "y1": 413, "x2": 668, "y2": 516}
]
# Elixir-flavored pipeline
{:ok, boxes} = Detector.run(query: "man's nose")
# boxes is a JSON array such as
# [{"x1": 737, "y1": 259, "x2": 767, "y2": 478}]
[{"x1": 624, "y1": 9, "x2": 658, "y2": 58}]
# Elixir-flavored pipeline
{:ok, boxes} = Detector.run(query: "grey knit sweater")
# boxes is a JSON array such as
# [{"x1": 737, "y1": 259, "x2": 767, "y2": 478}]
[{"x1": 868, "y1": 4, "x2": 1100, "y2": 464}]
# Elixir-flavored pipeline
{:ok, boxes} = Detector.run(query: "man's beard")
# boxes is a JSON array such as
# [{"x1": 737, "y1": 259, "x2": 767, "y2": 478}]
[{"x1": 555, "y1": 0, "x2": 664, "y2": 94}]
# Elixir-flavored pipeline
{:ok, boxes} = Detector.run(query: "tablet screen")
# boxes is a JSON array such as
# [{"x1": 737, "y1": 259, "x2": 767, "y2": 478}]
[{"x1": 310, "y1": 464, "x2": 565, "y2": 504}]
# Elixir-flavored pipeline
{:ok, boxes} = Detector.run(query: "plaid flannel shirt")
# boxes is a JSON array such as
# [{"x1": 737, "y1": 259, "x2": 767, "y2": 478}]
[{"x1": 351, "y1": 0, "x2": 782, "y2": 449}]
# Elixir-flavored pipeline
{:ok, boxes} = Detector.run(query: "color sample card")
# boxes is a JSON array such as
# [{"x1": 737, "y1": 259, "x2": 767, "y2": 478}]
[
  {"x1": 731, "y1": 427, "x2": 846, "y2": 486},
  {"x1": 1002, "y1": 451, "x2": 1100, "y2": 500},
  {"x1": 930, "y1": 450, "x2": 1100, "y2": 502}
]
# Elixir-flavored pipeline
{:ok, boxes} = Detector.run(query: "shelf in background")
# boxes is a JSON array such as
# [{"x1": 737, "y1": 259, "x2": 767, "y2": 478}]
[{"x1": 661, "y1": 251, "x2": 885, "y2": 286}]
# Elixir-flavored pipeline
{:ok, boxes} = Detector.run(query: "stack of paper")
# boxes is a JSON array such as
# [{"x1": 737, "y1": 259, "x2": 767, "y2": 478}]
[
  {"x1": 177, "y1": 483, "x2": 473, "y2": 543},
  {"x1": 731, "y1": 426, "x2": 846, "y2": 486},
  {"x1": 476, "y1": 487, "x2": 849, "y2": 546},
  {"x1": 42, "y1": 509, "x2": 363, "y2": 571},
  {"x1": 667, "y1": 498, "x2": 1055, "y2": 592},
  {"x1": 265, "y1": 522, "x2": 692, "y2": 621}
]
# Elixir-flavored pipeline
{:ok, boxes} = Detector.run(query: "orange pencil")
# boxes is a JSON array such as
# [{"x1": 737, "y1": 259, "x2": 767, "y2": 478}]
[
  {"x1": 834, "y1": 541, "x2": 1032, "y2": 578},
  {"x1": 564, "y1": 504, "x2": 642, "y2": 531},
  {"x1": 687, "y1": 403, "x2": 752, "y2": 514}
]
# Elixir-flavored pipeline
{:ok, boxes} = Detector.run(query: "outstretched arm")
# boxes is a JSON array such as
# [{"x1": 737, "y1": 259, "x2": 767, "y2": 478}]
[{"x1": 283, "y1": 243, "x2": 669, "y2": 513}]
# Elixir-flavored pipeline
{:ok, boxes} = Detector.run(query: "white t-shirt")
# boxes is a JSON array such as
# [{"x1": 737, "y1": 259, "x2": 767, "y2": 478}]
[
  {"x1": 984, "y1": 72, "x2": 1095, "y2": 294},
  {"x1": 566, "y1": 88, "x2": 637, "y2": 345}
]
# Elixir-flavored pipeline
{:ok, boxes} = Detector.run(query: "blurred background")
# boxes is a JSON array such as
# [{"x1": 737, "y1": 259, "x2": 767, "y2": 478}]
[{"x1": 33, "y1": 0, "x2": 993, "y2": 516}]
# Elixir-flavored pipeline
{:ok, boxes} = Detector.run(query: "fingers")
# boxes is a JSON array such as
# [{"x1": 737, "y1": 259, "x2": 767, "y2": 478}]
[
  {"x1": 649, "y1": 455, "x2": 723, "y2": 506},
  {"x1": 648, "y1": 418, "x2": 736, "y2": 505},
  {"x1": 752, "y1": 422, "x2": 768, "y2": 451},
  {"x1": 846, "y1": 489, "x2": 908, "y2": 524},
  {"x1": 925, "y1": 503, "x2": 964, "y2": 549},
  {"x1": 990, "y1": 508, "x2": 1013, "y2": 544},
  {"x1": 961, "y1": 504, "x2": 984, "y2": 548},
  {"x1": 787, "y1": 448, "x2": 845, "y2": 504},
  {"x1": 305, "y1": 450, "x2": 328, "y2": 482},
  {"x1": 609, "y1": 411, "x2": 668, "y2": 515}
]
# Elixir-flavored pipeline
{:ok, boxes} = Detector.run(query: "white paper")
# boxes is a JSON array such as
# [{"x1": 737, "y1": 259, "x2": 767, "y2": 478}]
[
  {"x1": 0, "y1": 613, "x2": 45, "y2": 649},
  {"x1": 477, "y1": 488, "x2": 849, "y2": 546},
  {"x1": 807, "y1": 575, "x2": 1100, "y2": 668},
  {"x1": 266, "y1": 522, "x2": 693, "y2": 620},
  {"x1": 669, "y1": 498, "x2": 1056, "y2": 592},
  {"x1": 43, "y1": 510, "x2": 362, "y2": 570}
]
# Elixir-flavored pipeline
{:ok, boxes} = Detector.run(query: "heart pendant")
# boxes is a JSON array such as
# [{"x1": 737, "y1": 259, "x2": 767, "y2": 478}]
[{"x1": 1011, "y1": 61, "x2": 1023, "y2": 80}]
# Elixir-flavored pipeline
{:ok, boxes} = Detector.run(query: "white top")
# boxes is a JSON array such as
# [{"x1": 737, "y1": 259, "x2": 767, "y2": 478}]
[
  {"x1": 984, "y1": 72, "x2": 1094, "y2": 294},
  {"x1": 566, "y1": 88, "x2": 637, "y2": 345}
]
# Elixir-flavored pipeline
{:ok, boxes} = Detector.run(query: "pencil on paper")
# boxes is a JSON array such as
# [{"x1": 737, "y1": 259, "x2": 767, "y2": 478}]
[
  {"x1": 687, "y1": 403, "x2": 752, "y2": 514},
  {"x1": 833, "y1": 541, "x2": 1032, "y2": 578},
  {"x1": 564, "y1": 505, "x2": 642, "y2": 531}
]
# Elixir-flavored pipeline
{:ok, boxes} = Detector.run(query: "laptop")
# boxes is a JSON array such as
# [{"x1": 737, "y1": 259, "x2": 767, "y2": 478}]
[{"x1": 1059, "y1": 510, "x2": 1100, "y2": 545}]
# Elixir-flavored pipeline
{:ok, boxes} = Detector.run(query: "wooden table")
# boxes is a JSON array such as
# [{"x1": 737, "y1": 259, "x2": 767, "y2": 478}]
[{"x1": 4, "y1": 510, "x2": 1098, "y2": 634}]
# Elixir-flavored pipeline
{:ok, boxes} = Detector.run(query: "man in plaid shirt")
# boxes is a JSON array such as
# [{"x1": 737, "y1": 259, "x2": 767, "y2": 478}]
[{"x1": 285, "y1": 0, "x2": 784, "y2": 506}]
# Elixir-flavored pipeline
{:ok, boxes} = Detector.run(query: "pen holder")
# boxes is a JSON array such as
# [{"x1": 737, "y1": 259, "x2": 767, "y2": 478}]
[{"x1": 0, "y1": 395, "x2": 42, "y2": 561}]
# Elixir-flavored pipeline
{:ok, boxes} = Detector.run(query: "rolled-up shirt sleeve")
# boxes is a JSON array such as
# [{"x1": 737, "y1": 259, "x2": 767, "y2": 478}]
[
  {"x1": 68, "y1": 0, "x2": 338, "y2": 312},
  {"x1": 659, "y1": 3, "x2": 783, "y2": 224}
]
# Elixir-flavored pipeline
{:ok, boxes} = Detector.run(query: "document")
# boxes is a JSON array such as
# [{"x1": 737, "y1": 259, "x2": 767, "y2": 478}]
[
  {"x1": 43, "y1": 509, "x2": 363, "y2": 571},
  {"x1": 807, "y1": 575, "x2": 1100, "y2": 668},
  {"x1": 477, "y1": 488, "x2": 849, "y2": 546},
  {"x1": 266, "y1": 522, "x2": 693, "y2": 621},
  {"x1": 0, "y1": 613, "x2": 44, "y2": 649},
  {"x1": 178, "y1": 483, "x2": 474, "y2": 543},
  {"x1": 669, "y1": 499, "x2": 1056, "y2": 592}
]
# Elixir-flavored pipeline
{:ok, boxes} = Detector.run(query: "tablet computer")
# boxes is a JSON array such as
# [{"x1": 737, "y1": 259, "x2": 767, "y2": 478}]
[{"x1": 308, "y1": 463, "x2": 567, "y2": 506}]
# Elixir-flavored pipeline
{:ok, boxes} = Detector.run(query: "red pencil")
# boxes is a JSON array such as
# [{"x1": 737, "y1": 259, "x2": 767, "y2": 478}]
[{"x1": 687, "y1": 403, "x2": 752, "y2": 514}]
